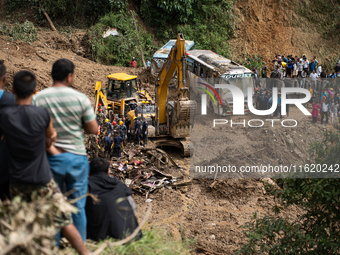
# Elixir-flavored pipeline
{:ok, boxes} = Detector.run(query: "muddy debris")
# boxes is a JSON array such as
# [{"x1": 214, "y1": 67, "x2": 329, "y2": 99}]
[{"x1": 109, "y1": 144, "x2": 190, "y2": 199}]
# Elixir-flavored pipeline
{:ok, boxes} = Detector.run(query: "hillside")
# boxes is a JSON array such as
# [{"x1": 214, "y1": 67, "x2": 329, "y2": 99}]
[{"x1": 230, "y1": 0, "x2": 340, "y2": 68}]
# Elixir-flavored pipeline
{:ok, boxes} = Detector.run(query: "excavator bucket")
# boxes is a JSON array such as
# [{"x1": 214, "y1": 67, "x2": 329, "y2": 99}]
[{"x1": 170, "y1": 100, "x2": 197, "y2": 138}]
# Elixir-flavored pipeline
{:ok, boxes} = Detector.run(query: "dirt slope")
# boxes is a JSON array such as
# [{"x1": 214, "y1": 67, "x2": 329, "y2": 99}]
[
  {"x1": 0, "y1": 31, "x2": 142, "y2": 99},
  {"x1": 230, "y1": 0, "x2": 340, "y2": 68}
]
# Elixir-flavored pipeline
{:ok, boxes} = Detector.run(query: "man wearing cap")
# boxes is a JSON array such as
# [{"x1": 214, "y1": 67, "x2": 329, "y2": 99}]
[
  {"x1": 119, "y1": 120, "x2": 127, "y2": 145},
  {"x1": 106, "y1": 119, "x2": 113, "y2": 137}
]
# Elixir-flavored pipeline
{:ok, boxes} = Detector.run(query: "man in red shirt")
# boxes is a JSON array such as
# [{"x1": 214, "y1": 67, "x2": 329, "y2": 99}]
[{"x1": 129, "y1": 57, "x2": 137, "y2": 68}]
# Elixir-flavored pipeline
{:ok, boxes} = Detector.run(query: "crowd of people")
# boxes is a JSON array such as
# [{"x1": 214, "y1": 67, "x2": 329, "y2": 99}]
[
  {"x1": 255, "y1": 54, "x2": 340, "y2": 80},
  {"x1": 0, "y1": 59, "x2": 142, "y2": 253},
  {"x1": 88, "y1": 102, "x2": 149, "y2": 161},
  {"x1": 251, "y1": 54, "x2": 340, "y2": 126},
  {"x1": 254, "y1": 86, "x2": 340, "y2": 125}
]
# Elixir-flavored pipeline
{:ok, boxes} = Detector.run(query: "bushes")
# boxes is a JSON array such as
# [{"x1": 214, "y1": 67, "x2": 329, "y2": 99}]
[
  {"x1": 138, "y1": 0, "x2": 235, "y2": 58},
  {"x1": 4, "y1": 0, "x2": 129, "y2": 26},
  {"x1": 0, "y1": 20, "x2": 38, "y2": 44},
  {"x1": 236, "y1": 132, "x2": 340, "y2": 255},
  {"x1": 87, "y1": 13, "x2": 157, "y2": 67}
]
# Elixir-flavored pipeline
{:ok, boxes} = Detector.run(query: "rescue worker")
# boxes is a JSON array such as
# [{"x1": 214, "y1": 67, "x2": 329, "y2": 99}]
[
  {"x1": 125, "y1": 115, "x2": 131, "y2": 143},
  {"x1": 134, "y1": 117, "x2": 141, "y2": 145},
  {"x1": 97, "y1": 108, "x2": 105, "y2": 125},
  {"x1": 89, "y1": 135, "x2": 98, "y2": 160},
  {"x1": 113, "y1": 120, "x2": 120, "y2": 133},
  {"x1": 119, "y1": 120, "x2": 127, "y2": 144},
  {"x1": 106, "y1": 119, "x2": 113, "y2": 137},
  {"x1": 141, "y1": 117, "x2": 148, "y2": 146},
  {"x1": 104, "y1": 134, "x2": 112, "y2": 160},
  {"x1": 108, "y1": 107, "x2": 114, "y2": 122},
  {"x1": 112, "y1": 132, "x2": 123, "y2": 158}
]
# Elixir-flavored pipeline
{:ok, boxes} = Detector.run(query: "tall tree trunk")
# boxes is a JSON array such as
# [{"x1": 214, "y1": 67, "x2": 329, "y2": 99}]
[
  {"x1": 39, "y1": 2, "x2": 57, "y2": 32},
  {"x1": 130, "y1": 10, "x2": 146, "y2": 68}
]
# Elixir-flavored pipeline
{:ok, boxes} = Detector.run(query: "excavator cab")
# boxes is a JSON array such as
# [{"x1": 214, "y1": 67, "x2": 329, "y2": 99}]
[{"x1": 106, "y1": 73, "x2": 139, "y2": 101}]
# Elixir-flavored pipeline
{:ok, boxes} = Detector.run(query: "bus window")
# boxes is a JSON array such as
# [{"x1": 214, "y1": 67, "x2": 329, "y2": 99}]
[
  {"x1": 200, "y1": 66, "x2": 205, "y2": 78},
  {"x1": 194, "y1": 63, "x2": 198, "y2": 75},
  {"x1": 186, "y1": 60, "x2": 194, "y2": 72}
]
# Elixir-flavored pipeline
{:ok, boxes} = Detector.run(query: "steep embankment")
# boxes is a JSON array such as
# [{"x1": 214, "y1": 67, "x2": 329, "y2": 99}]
[
  {"x1": 0, "y1": 32, "x2": 142, "y2": 99},
  {"x1": 230, "y1": 0, "x2": 340, "y2": 68}
]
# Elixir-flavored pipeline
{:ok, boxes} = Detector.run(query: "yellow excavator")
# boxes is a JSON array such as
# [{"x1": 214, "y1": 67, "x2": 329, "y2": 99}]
[
  {"x1": 148, "y1": 33, "x2": 197, "y2": 156},
  {"x1": 93, "y1": 73, "x2": 153, "y2": 116},
  {"x1": 94, "y1": 33, "x2": 196, "y2": 156}
]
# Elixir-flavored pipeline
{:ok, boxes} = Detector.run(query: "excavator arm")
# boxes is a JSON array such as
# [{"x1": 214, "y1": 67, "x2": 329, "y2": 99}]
[{"x1": 155, "y1": 33, "x2": 196, "y2": 138}]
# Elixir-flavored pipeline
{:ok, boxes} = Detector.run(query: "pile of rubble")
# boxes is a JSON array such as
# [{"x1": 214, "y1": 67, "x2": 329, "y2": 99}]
[{"x1": 109, "y1": 144, "x2": 191, "y2": 199}]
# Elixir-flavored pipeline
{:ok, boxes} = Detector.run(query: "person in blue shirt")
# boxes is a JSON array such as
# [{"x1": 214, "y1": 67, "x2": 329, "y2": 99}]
[
  {"x1": 112, "y1": 132, "x2": 123, "y2": 158},
  {"x1": 146, "y1": 59, "x2": 151, "y2": 68},
  {"x1": 141, "y1": 117, "x2": 148, "y2": 146},
  {"x1": 119, "y1": 121, "x2": 127, "y2": 145},
  {"x1": 104, "y1": 135, "x2": 112, "y2": 160},
  {"x1": 320, "y1": 89, "x2": 328, "y2": 103},
  {"x1": 274, "y1": 93, "x2": 282, "y2": 118},
  {"x1": 309, "y1": 60, "x2": 316, "y2": 73},
  {"x1": 134, "y1": 117, "x2": 141, "y2": 146}
]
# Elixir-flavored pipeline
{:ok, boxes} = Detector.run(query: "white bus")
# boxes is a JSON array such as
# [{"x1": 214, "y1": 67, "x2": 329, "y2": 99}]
[{"x1": 186, "y1": 50, "x2": 254, "y2": 115}]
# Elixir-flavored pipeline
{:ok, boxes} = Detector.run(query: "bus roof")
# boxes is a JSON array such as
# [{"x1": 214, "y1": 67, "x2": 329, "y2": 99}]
[
  {"x1": 107, "y1": 73, "x2": 138, "y2": 81},
  {"x1": 153, "y1": 40, "x2": 195, "y2": 59},
  {"x1": 186, "y1": 50, "x2": 252, "y2": 75}
]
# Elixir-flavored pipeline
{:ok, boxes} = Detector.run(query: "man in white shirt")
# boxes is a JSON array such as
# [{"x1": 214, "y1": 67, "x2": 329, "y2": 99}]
[
  {"x1": 297, "y1": 59, "x2": 304, "y2": 78},
  {"x1": 317, "y1": 64, "x2": 322, "y2": 77},
  {"x1": 303, "y1": 56, "x2": 309, "y2": 77},
  {"x1": 310, "y1": 69, "x2": 318, "y2": 90}
]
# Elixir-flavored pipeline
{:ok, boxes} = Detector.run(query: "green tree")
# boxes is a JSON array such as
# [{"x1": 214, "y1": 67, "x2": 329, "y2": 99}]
[
  {"x1": 87, "y1": 12, "x2": 157, "y2": 67},
  {"x1": 236, "y1": 131, "x2": 340, "y2": 255}
]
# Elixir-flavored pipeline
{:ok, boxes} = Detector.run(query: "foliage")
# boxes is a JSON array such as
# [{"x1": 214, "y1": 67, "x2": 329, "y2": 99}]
[
  {"x1": 87, "y1": 12, "x2": 157, "y2": 67},
  {"x1": 244, "y1": 54, "x2": 264, "y2": 72},
  {"x1": 138, "y1": 0, "x2": 235, "y2": 58},
  {"x1": 0, "y1": 20, "x2": 38, "y2": 44},
  {"x1": 235, "y1": 131, "x2": 340, "y2": 255},
  {"x1": 0, "y1": 194, "x2": 78, "y2": 254},
  {"x1": 4, "y1": 0, "x2": 128, "y2": 26}
]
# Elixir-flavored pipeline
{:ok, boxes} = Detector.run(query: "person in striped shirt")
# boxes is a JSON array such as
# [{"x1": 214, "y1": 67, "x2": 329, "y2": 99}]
[{"x1": 32, "y1": 59, "x2": 98, "y2": 242}]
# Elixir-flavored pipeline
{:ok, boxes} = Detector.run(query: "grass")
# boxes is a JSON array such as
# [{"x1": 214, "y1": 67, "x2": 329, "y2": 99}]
[{"x1": 61, "y1": 228, "x2": 194, "y2": 255}]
